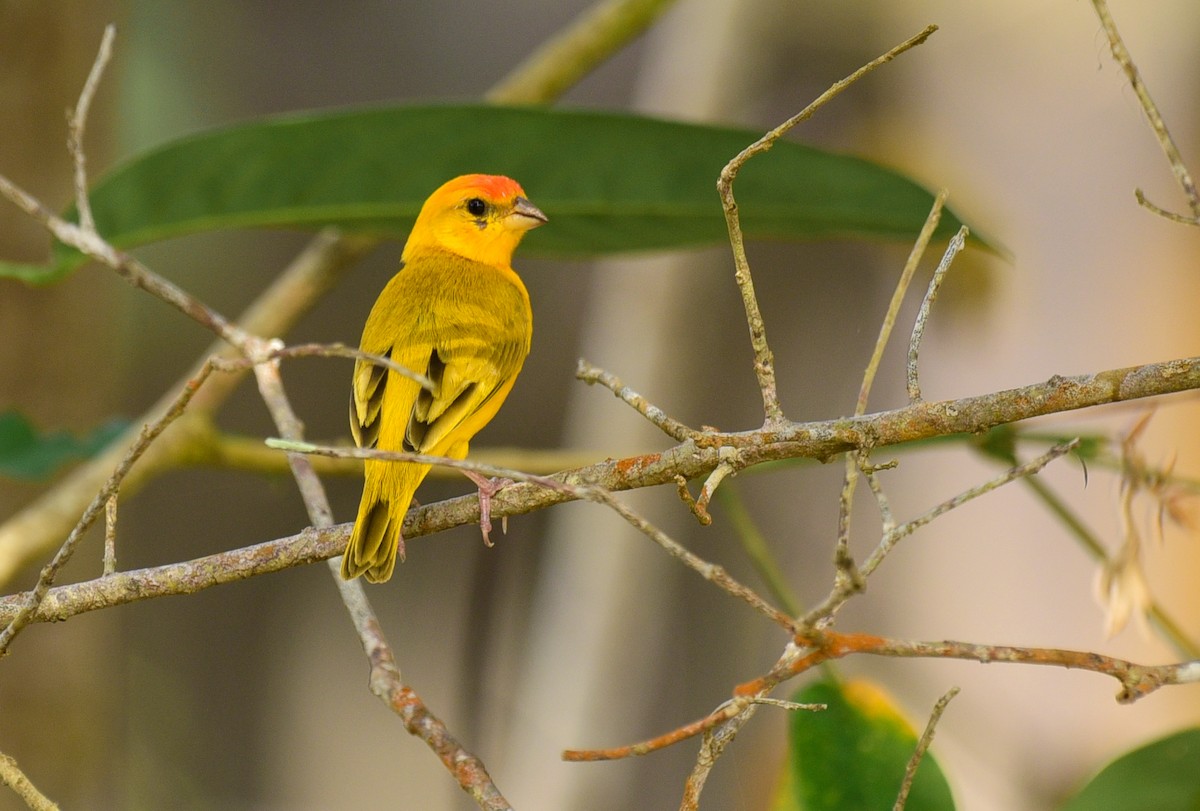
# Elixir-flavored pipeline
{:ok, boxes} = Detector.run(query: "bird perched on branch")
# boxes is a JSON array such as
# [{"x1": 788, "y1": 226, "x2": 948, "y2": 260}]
[{"x1": 342, "y1": 174, "x2": 546, "y2": 582}]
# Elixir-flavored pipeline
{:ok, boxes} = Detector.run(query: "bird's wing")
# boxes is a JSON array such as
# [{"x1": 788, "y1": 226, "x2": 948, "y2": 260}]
[
  {"x1": 350, "y1": 258, "x2": 530, "y2": 456},
  {"x1": 404, "y1": 325, "x2": 526, "y2": 455}
]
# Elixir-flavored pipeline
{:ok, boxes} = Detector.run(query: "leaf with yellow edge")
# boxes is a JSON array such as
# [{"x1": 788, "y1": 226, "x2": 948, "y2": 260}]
[{"x1": 784, "y1": 677, "x2": 955, "y2": 811}]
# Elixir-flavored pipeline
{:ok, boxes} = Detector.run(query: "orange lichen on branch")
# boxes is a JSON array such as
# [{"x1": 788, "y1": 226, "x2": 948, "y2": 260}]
[{"x1": 565, "y1": 630, "x2": 1199, "y2": 763}]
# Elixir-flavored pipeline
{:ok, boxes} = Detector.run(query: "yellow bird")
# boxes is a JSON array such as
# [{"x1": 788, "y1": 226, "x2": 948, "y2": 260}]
[{"x1": 343, "y1": 174, "x2": 546, "y2": 582}]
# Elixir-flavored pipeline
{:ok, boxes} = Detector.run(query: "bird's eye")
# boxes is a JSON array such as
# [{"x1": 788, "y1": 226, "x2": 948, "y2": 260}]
[{"x1": 466, "y1": 197, "x2": 487, "y2": 217}]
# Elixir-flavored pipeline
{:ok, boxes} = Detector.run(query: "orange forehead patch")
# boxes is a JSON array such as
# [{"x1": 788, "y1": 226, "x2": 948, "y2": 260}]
[{"x1": 434, "y1": 173, "x2": 526, "y2": 203}]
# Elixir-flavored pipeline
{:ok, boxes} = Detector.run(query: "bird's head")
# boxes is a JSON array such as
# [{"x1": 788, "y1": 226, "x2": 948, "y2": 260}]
[{"x1": 403, "y1": 174, "x2": 547, "y2": 267}]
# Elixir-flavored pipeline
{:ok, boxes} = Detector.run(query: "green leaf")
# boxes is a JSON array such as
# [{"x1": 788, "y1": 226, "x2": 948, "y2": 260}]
[
  {"x1": 0, "y1": 104, "x2": 982, "y2": 284},
  {"x1": 788, "y1": 677, "x2": 955, "y2": 811},
  {"x1": 1061, "y1": 727, "x2": 1200, "y2": 811},
  {"x1": 0, "y1": 410, "x2": 127, "y2": 480}
]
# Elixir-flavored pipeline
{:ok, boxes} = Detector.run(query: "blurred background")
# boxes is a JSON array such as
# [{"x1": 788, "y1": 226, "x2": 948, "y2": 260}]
[{"x1": 2, "y1": 1, "x2": 1199, "y2": 808}]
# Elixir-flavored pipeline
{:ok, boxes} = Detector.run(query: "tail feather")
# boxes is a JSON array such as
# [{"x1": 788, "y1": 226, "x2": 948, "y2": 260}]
[
  {"x1": 341, "y1": 500, "x2": 403, "y2": 583},
  {"x1": 342, "y1": 460, "x2": 429, "y2": 583}
]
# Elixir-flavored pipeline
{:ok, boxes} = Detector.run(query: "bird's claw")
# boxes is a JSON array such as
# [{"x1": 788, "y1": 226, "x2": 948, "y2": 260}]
[{"x1": 464, "y1": 471, "x2": 513, "y2": 547}]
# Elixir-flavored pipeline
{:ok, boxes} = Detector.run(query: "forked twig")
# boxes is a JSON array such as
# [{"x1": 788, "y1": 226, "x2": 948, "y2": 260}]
[
  {"x1": 803, "y1": 439, "x2": 1080, "y2": 629},
  {"x1": 861, "y1": 189, "x2": 948, "y2": 415},
  {"x1": 568, "y1": 630, "x2": 1199, "y2": 763},
  {"x1": 1090, "y1": 0, "x2": 1200, "y2": 223},
  {"x1": 0, "y1": 360, "x2": 219, "y2": 656},
  {"x1": 717, "y1": 24, "x2": 938, "y2": 427}
]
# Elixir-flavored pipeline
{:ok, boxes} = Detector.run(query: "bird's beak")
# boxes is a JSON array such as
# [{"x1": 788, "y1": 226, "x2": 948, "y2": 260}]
[{"x1": 508, "y1": 196, "x2": 548, "y2": 230}]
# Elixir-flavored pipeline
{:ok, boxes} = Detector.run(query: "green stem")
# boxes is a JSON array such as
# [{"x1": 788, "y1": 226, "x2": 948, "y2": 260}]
[
  {"x1": 1020, "y1": 475, "x2": 1200, "y2": 659},
  {"x1": 486, "y1": 0, "x2": 678, "y2": 105},
  {"x1": 715, "y1": 485, "x2": 802, "y2": 617}
]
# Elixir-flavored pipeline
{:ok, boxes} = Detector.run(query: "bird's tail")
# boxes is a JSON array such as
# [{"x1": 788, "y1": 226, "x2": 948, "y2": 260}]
[{"x1": 342, "y1": 460, "x2": 429, "y2": 583}]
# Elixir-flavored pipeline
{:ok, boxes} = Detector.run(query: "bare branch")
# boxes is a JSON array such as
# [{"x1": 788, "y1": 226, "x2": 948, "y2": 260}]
[
  {"x1": 576, "y1": 359, "x2": 699, "y2": 441},
  {"x1": 908, "y1": 226, "x2": 967, "y2": 403},
  {"x1": 3, "y1": 354, "x2": 1197, "y2": 630},
  {"x1": 0, "y1": 527, "x2": 341, "y2": 626},
  {"x1": 570, "y1": 625, "x2": 1199, "y2": 763},
  {"x1": 862, "y1": 439, "x2": 1079, "y2": 578},
  {"x1": 0, "y1": 360, "x2": 219, "y2": 656},
  {"x1": 679, "y1": 704, "x2": 758, "y2": 811},
  {"x1": 277, "y1": 439, "x2": 796, "y2": 630},
  {"x1": 717, "y1": 25, "x2": 938, "y2": 427},
  {"x1": 0, "y1": 228, "x2": 375, "y2": 586},
  {"x1": 67, "y1": 23, "x2": 114, "y2": 233},
  {"x1": 861, "y1": 189, "x2": 947, "y2": 414},
  {"x1": 0, "y1": 752, "x2": 59, "y2": 811},
  {"x1": 102, "y1": 495, "x2": 117, "y2": 576},
  {"x1": 1091, "y1": 0, "x2": 1200, "y2": 223},
  {"x1": 894, "y1": 687, "x2": 959, "y2": 811}
]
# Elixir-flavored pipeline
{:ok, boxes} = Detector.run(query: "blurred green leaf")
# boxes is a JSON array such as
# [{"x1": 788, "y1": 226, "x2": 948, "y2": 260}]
[
  {"x1": 788, "y1": 677, "x2": 955, "y2": 811},
  {"x1": 0, "y1": 104, "x2": 983, "y2": 284},
  {"x1": 1061, "y1": 727, "x2": 1200, "y2": 811},
  {"x1": 975, "y1": 424, "x2": 1019, "y2": 465},
  {"x1": 0, "y1": 410, "x2": 126, "y2": 480}
]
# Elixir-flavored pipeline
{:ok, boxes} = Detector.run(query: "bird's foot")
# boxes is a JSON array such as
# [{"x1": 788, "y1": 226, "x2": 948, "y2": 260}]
[{"x1": 463, "y1": 471, "x2": 513, "y2": 547}]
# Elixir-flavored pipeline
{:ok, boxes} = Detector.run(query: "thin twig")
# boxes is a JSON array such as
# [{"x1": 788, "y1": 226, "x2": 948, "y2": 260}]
[
  {"x1": 907, "y1": 226, "x2": 967, "y2": 403},
  {"x1": 1090, "y1": 0, "x2": 1200, "y2": 222},
  {"x1": 860, "y1": 189, "x2": 947, "y2": 415},
  {"x1": 571, "y1": 630, "x2": 1200, "y2": 762},
  {"x1": 0, "y1": 752, "x2": 59, "y2": 811},
  {"x1": 832, "y1": 452, "x2": 867, "y2": 606},
  {"x1": 593, "y1": 488, "x2": 796, "y2": 631},
  {"x1": 275, "y1": 438, "x2": 797, "y2": 631},
  {"x1": 220, "y1": 341, "x2": 435, "y2": 391},
  {"x1": 0, "y1": 166, "x2": 249, "y2": 346},
  {"x1": 576, "y1": 359, "x2": 699, "y2": 441},
  {"x1": 859, "y1": 457, "x2": 898, "y2": 534},
  {"x1": 192, "y1": 426, "x2": 599, "y2": 480},
  {"x1": 0, "y1": 360, "x2": 218, "y2": 657},
  {"x1": 801, "y1": 439, "x2": 1079, "y2": 629},
  {"x1": 0, "y1": 229, "x2": 375, "y2": 586},
  {"x1": 894, "y1": 687, "x2": 959, "y2": 811},
  {"x1": 102, "y1": 495, "x2": 117, "y2": 575},
  {"x1": 1134, "y1": 190, "x2": 1200, "y2": 225},
  {"x1": 67, "y1": 23, "x2": 114, "y2": 233},
  {"x1": 679, "y1": 704, "x2": 759, "y2": 811},
  {"x1": 830, "y1": 194, "x2": 950, "y2": 617},
  {"x1": 861, "y1": 439, "x2": 1078, "y2": 579},
  {"x1": 717, "y1": 25, "x2": 938, "y2": 427},
  {"x1": 681, "y1": 447, "x2": 741, "y2": 525}
]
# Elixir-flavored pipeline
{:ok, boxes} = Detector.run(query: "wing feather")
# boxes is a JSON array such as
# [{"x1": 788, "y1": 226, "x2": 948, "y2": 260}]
[{"x1": 350, "y1": 252, "x2": 531, "y2": 458}]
